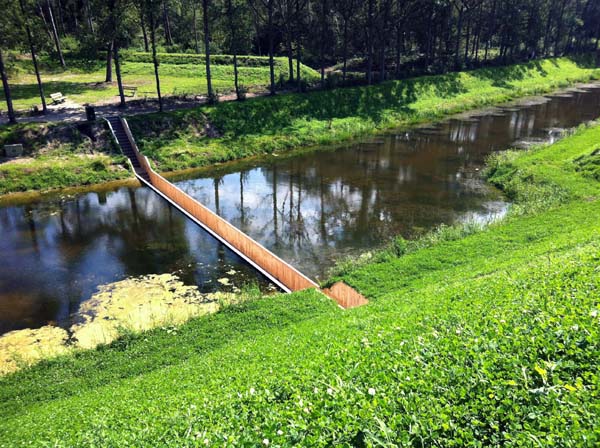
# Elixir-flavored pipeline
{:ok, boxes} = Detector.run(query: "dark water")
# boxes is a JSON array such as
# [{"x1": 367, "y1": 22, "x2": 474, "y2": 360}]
[
  {"x1": 0, "y1": 188, "x2": 272, "y2": 333},
  {"x1": 173, "y1": 85, "x2": 600, "y2": 279},
  {"x1": 1, "y1": 85, "x2": 599, "y2": 334}
]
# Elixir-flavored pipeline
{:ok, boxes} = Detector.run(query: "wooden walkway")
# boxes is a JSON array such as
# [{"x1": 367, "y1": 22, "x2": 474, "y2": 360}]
[{"x1": 106, "y1": 116, "x2": 367, "y2": 309}]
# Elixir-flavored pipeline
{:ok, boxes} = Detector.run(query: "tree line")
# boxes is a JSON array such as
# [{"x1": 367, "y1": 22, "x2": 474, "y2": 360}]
[{"x1": 2, "y1": 0, "x2": 600, "y2": 124}]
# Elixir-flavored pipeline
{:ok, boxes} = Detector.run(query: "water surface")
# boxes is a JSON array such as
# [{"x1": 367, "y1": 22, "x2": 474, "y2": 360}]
[{"x1": 173, "y1": 85, "x2": 600, "y2": 279}]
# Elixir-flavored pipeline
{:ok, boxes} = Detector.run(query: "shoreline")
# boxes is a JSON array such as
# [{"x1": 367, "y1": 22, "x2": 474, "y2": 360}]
[{"x1": 2, "y1": 77, "x2": 599, "y2": 207}]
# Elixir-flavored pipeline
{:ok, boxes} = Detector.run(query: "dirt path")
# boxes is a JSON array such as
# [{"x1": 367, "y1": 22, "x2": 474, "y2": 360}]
[{"x1": 0, "y1": 90, "x2": 275, "y2": 126}]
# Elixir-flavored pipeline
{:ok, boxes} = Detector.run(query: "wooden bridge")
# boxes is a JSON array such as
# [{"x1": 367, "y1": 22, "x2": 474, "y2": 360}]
[{"x1": 106, "y1": 116, "x2": 367, "y2": 309}]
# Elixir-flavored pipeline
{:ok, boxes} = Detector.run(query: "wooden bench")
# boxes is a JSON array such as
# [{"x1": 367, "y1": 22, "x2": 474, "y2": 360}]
[
  {"x1": 122, "y1": 85, "x2": 138, "y2": 97},
  {"x1": 50, "y1": 92, "x2": 66, "y2": 104}
]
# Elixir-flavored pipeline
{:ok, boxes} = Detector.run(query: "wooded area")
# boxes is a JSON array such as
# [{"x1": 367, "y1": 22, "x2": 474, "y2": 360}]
[{"x1": 1, "y1": 0, "x2": 600, "y2": 123}]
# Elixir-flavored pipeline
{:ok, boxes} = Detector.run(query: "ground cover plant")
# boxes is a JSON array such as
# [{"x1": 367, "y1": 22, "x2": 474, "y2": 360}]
[
  {"x1": 3, "y1": 56, "x2": 597, "y2": 197},
  {"x1": 0, "y1": 119, "x2": 598, "y2": 445}
]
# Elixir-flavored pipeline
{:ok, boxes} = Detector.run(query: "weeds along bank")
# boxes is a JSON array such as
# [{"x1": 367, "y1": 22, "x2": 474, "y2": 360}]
[
  {"x1": 0, "y1": 56, "x2": 599, "y2": 196},
  {"x1": 0, "y1": 123, "x2": 598, "y2": 445}
]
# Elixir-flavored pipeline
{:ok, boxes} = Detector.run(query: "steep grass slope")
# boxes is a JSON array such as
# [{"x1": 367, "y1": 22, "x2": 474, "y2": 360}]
[{"x1": 0, "y1": 124, "x2": 598, "y2": 445}]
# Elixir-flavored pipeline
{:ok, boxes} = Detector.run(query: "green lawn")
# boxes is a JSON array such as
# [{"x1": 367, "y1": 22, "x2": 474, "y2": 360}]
[
  {"x1": 0, "y1": 120, "x2": 598, "y2": 445},
  {"x1": 1, "y1": 53, "x2": 319, "y2": 111}
]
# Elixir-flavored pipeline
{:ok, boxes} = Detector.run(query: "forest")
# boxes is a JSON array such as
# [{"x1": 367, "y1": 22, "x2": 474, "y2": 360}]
[{"x1": 1, "y1": 0, "x2": 600, "y2": 122}]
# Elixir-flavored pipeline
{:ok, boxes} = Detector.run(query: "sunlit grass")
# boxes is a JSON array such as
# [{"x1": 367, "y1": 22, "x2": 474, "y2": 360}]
[{"x1": 0, "y1": 122, "x2": 599, "y2": 446}]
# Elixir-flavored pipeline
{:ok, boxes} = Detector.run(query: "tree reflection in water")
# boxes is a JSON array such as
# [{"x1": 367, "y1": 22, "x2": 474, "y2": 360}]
[{"x1": 0, "y1": 186, "x2": 268, "y2": 333}]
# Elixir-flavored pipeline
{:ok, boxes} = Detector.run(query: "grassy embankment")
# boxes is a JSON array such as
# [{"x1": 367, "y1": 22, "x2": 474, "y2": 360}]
[
  {"x1": 0, "y1": 120, "x2": 599, "y2": 445},
  {"x1": 2, "y1": 51, "x2": 319, "y2": 111},
  {"x1": 1, "y1": 56, "x2": 599, "y2": 196}
]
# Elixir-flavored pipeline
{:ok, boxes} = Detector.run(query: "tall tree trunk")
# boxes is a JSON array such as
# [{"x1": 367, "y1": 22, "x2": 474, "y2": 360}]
[
  {"x1": 202, "y1": 0, "x2": 213, "y2": 100},
  {"x1": 554, "y1": 0, "x2": 568, "y2": 56},
  {"x1": 378, "y1": 0, "x2": 390, "y2": 83},
  {"x1": 56, "y1": 0, "x2": 65, "y2": 35},
  {"x1": 140, "y1": 7, "x2": 149, "y2": 52},
  {"x1": 267, "y1": 0, "x2": 276, "y2": 95},
  {"x1": 366, "y1": 0, "x2": 374, "y2": 84},
  {"x1": 149, "y1": 9, "x2": 163, "y2": 112},
  {"x1": 0, "y1": 49, "x2": 16, "y2": 124},
  {"x1": 105, "y1": 41, "x2": 113, "y2": 82},
  {"x1": 295, "y1": 0, "x2": 303, "y2": 92},
  {"x1": 163, "y1": 1, "x2": 173, "y2": 45},
  {"x1": 395, "y1": 23, "x2": 401, "y2": 78},
  {"x1": 296, "y1": 44, "x2": 302, "y2": 92},
  {"x1": 543, "y1": 2, "x2": 554, "y2": 56},
  {"x1": 193, "y1": 4, "x2": 199, "y2": 54},
  {"x1": 233, "y1": 52, "x2": 240, "y2": 99},
  {"x1": 454, "y1": 5, "x2": 464, "y2": 70},
  {"x1": 225, "y1": 0, "x2": 240, "y2": 99},
  {"x1": 37, "y1": 2, "x2": 52, "y2": 39},
  {"x1": 20, "y1": 0, "x2": 48, "y2": 113},
  {"x1": 253, "y1": 11, "x2": 262, "y2": 56},
  {"x1": 85, "y1": 0, "x2": 94, "y2": 34},
  {"x1": 319, "y1": 0, "x2": 327, "y2": 89},
  {"x1": 286, "y1": 35, "x2": 294, "y2": 82},
  {"x1": 114, "y1": 43, "x2": 126, "y2": 107},
  {"x1": 342, "y1": 17, "x2": 349, "y2": 81},
  {"x1": 46, "y1": 0, "x2": 65, "y2": 68},
  {"x1": 464, "y1": 17, "x2": 471, "y2": 65}
]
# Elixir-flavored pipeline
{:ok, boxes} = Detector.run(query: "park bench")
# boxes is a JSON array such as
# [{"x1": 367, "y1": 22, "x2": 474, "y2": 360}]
[
  {"x1": 122, "y1": 85, "x2": 138, "y2": 97},
  {"x1": 50, "y1": 92, "x2": 66, "y2": 104}
]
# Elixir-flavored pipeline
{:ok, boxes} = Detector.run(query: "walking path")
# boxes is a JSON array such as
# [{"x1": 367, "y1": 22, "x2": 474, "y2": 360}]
[{"x1": 0, "y1": 90, "x2": 273, "y2": 126}]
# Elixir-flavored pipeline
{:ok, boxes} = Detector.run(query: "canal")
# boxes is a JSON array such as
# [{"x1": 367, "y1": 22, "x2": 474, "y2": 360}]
[{"x1": 1, "y1": 84, "x2": 599, "y2": 334}]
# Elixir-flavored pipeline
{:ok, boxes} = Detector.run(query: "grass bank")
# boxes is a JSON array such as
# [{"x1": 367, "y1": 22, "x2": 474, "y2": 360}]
[
  {"x1": 0, "y1": 121, "x2": 598, "y2": 445},
  {"x1": 131, "y1": 56, "x2": 600, "y2": 171},
  {"x1": 0, "y1": 56, "x2": 598, "y2": 195}
]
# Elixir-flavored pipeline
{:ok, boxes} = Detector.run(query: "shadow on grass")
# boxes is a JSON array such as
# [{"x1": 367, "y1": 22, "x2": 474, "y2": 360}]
[
  {"x1": 207, "y1": 72, "x2": 468, "y2": 137},
  {"x1": 0, "y1": 81, "x2": 113, "y2": 104}
]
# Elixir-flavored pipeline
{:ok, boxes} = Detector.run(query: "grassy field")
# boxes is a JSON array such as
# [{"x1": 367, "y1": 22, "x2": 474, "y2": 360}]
[
  {"x1": 0, "y1": 118, "x2": 599, "y2": 445},
  {"x1": 1, "y1": 56, "x2": 599, "y2": 196},
  {"x1": 1, "y1": 52, "x2": 319, "y2": 111}
]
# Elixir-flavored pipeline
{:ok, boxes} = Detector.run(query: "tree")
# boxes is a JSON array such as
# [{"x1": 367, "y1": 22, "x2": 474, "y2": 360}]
[
  {"x1": 44, "y1": 0, "x2": 66, "y2": 68},
  {"x1": 222, "y1": 0, "x2": 251, "y2": 99},
  {"x1": 249, "y1": 0, "x2": 277, "y2": 95},
  {"x1": 99, "y1": 0, "x2": 132, "y2": 107},
  {"x1": 144, "y1": 0, "x2": 163, "y2": 111},
  {"x1": 333, "y1": 0, "x2": 358, "y2": 82},
  {"x1": 200, "y1": 0, "x2": 216, "y2": 102},
  {"x1": 276, "y1": 0, "x2": 295, "y2": 82},
  {"x1": 0, "y1": 48, "x2": 16, "y2": 124},
  {"x1": 17, "y1": 0, "x2": 48, "y2": 113}
]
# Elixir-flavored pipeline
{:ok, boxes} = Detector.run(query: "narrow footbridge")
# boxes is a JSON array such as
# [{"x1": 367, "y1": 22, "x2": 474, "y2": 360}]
[{"x1": 106, "y1": 116, "x2": 367, "y2": 309}]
